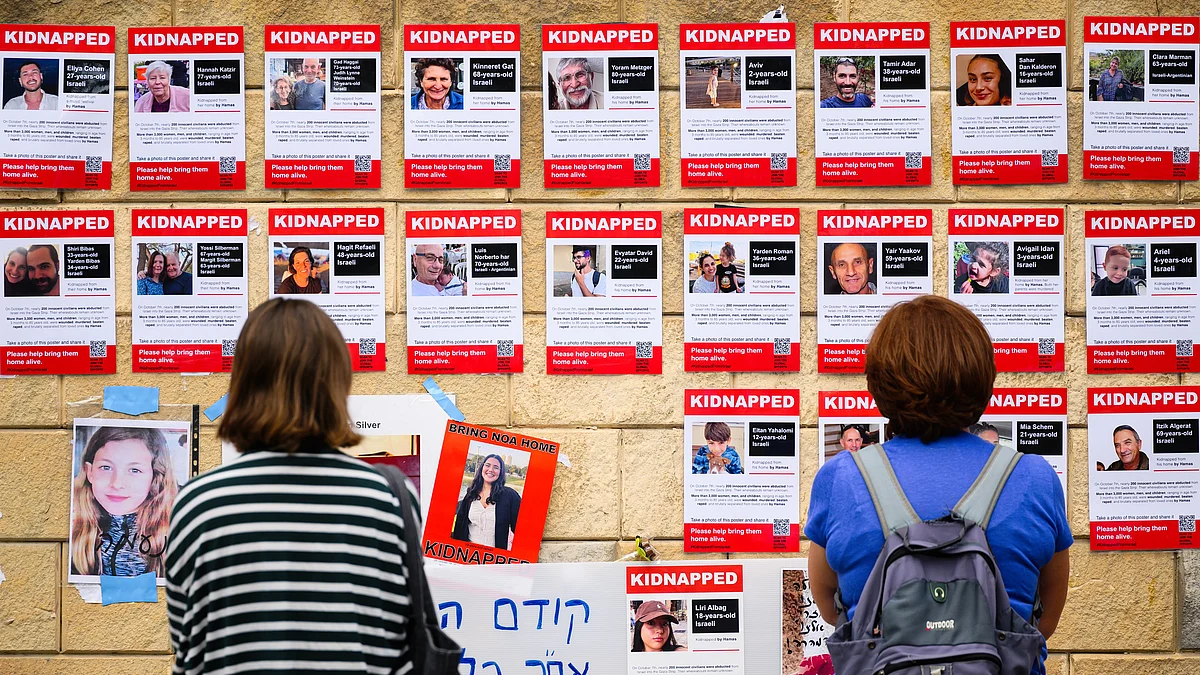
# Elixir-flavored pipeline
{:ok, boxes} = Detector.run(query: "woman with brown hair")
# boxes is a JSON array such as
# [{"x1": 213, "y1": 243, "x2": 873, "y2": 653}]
[
  {"x1": 165, "y1": 298, "x2": 416, "y2": 674},
  {"x1": 804, "y1": 295, "x2": 1071, "y2": 675}
]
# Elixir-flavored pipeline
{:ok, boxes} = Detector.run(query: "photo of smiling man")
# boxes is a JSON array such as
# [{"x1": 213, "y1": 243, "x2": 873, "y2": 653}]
[
  {"x1": 3, "y1": 59, "x2": 59, "y2": 111},
  {"x1": 549, "y1": 57, "x2": 604, "y2": 110},
  {"x1": 819, "y1": 56, "x2": 874, "y2": 108},
  {"x1": 823, "y1": 242, "x2": 876, "y2": 295}
]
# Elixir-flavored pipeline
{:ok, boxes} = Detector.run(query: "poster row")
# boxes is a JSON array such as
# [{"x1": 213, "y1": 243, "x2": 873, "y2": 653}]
[
  {"x1": 2, "y1": 18, "x2": 1198, "y2": 190},
  {"x1": 2, "y1": 206, "x2": 1196, "y2": 375}
]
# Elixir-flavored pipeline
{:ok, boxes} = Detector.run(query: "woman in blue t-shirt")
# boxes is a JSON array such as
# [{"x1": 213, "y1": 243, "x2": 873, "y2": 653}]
[{"x1": 805, "y1": 295, "x2": 1072, "y2": 675}]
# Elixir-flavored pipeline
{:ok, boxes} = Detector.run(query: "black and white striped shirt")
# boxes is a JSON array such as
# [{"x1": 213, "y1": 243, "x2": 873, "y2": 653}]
[{"x1": 166, "y1": 447, "x2": 415, "y2": 675}]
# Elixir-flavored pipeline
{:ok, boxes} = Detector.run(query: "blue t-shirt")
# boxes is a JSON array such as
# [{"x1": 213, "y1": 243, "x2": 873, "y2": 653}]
[
  {"x1": 293, "y1": 79, "x2": 326, "y2": 110},
  {"x1": 805, "y1": 432, "x2": 1072, "y2": 625},
  {"x1": 820, "y1": 93, "x2": 873, "y2": 108}
]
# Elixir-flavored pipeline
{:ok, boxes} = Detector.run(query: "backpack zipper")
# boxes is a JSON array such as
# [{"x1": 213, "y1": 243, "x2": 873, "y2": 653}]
[{"x1": 877, "y1": 652, "x2": 1002, "y2": 675}]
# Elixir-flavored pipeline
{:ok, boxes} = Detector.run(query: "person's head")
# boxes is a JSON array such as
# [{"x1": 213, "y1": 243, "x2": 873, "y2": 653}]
[
  {"x1": 464, "y1": 453, "x2": 508, "y2": 505},
  {"x1": 5, "y1": 247, "x2": 27, "y2": 285},
  {"x1": 966, "y1": 54, "x2": 1011, "y2": 106},
  {"x1": 832, "y1": 57, "x2": 860, "y2": 103},
  {"x1": 1096, "y1": 461, "x2": 1106, "y2": 471},
  {"x1": 968, "y1": 422, "x2": 1001, "y2": 444},
  {"x1": 18, "y1": 61, "x2": 43, "y2": 93},
  {"x1": 632, "y1": 600, "x2": 679, "y2": 652},
  {"x1": 301, "y1": 58, "x2": 321, "y2": 83},
  {"x1": 165, "y1": 251, "x2": 183, "y2": 279},
  {"x1": 1102, "y1": 245, "x2": 1132, "y2": 284},
  {"x1": 26, "y1": 244, "x2": 58, "y2": 295},
  {"x1": 145, "y1": 61, "x2": 173, "y2": 100},
  {"x1": 967, "y1": 243, "x2": 1008, "y2": 284},
  {"x1": 286, "y1": 246, "x2": 313, "y2": 281},
  {"x1": 703, "y1": 422, "x2": 732, "y2": 455},
  {"x1": 1112, "y1": 425, "x2": 1142, "y2": 466},
  {"x1": 556, "y1": 57, "x2": 595, "y2": 108},
  {"x1": 839, "y1": 425, "x2": 864, "y2": 452},
  {"x1": 1109, "y1": 56, "x2": 1120, "y2": 71},
  {"x1": 272, "y1": 76, "x2": 292, "y2": 104},
  {"x1": 415, "y1": 58, "x2": 456, "y2": 107},
  {"x1": 866, "y1": 295, "x2": 995, "y2": 443},
  {"x1": 572, "y1": 245, "x2": 594, "y2": 272},
  {"x1": 412, "y1": 243, "x2": 445, "y2": 284},
  {"x1": 217, "y1": 298, "x2": 361, "y2": 453},
  {"x1": 70, "y1": 425, "x2": 178, "y2": 576},
  {"x1": 719, "y1": 242, "x2": 736, "y2": 265},
  {"x1": 828, "y1": 242, "x2": 874, "y2": 294},
  {"x1": 697, "y1": 252, "x2": 716, "y2": 280},
  {"x1": 144, "y1": 250, "x2": 166, "y2": 282}
]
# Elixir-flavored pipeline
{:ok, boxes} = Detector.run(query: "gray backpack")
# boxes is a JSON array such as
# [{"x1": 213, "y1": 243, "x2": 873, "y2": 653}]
[{"x1": 825, "y1": 443, "x2": 1044, "y2": 675}]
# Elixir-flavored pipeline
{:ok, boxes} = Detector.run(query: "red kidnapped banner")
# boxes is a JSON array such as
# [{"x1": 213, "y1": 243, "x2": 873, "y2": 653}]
[
  {"x1": 950, "y1": 208, "x2": 1064, "y2": 235},
  {"x1": 1085, "y1": 17, "x2": 1200, "y2": 45},
  {"x1": 546, "y1": 211, "x2": 661, "y2": 238},
  {"x1": 817, "y1": 209, "x2": 932, "y2": 236},
  {"x1": 818, "y1": 156, "x2": 931, "y2": 187},
  {"x1": 406, "y1": 159, "x2": 519, "y2": 189},
  {"x1": 683, "y1": 207, "x2": 799, "y2": 234},
  {"x1": 542, "y1": 24, "x2": 658, "y2": 50},
  {"x1": 814, "y1": 22, "x2": 929, "y2": 49},
  {"x1": 132, "y1": 208, "x2": 248, "y2": 237},
  {"x1": 949, "y1": 20, "x2": 1065, "y2": 48},
  {"x1": 404, "y1": 24, "x2": 519, "y2": 51},
  {"x1": 685, "y1": 341, "x2": 798, "y2": 372},
  {"x1": 268, "y1": 207, "x2": 385, "y2": 235},
  {"x1": 265, "y1": 25, "x2": 381, "y2": 51},
  {"x1": 626, "y1": 564, "x2": 744, "y2": 593},
  {"x1": 680, "y1": 23, "x2": 795, "y2": 50},
  {"x1": 684, "y1": 388, "x2": 799, "y2": 416},
  {"x1": 406, "y1": 209, "x2": 520, "y2": 237},
  {"x1": 1087, "y1": 386, "x2": 1200, "y2": 414},
  {"x1": 1085, "y1": 209, "x2": 1198, "y2": 236},
  {"x1": 408, "y1": 344, "x2": 522, "y2": 374},
  {"x1": 986, "y1": 388, "x2": 1067, "y2": 415},
  {"x1": 818, "y1": 391, "x2": 883, "y2": 417},
  {"x1": 0, "y1": 25, "x2": 115, "y2": 53},
  {"x1": 129, "y1": 27, "x2": 243, "y2": 54}
]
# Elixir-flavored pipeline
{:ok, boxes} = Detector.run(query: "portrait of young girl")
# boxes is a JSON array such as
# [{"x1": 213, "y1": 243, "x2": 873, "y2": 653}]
[{"x1": 69, "y1": 420, "x2": 192, "y2": 582}]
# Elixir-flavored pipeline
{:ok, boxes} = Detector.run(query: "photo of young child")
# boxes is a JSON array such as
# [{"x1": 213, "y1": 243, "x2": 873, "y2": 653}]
[
  {"x1": 690, "y1": 421, "x2": 744, "y2": 474},
  {"x1": 953, "y1": 241, "x2": 1010, "y2": 294},
  {"x1": 1090, "y1": 244, "x2": 1142, "y2": 296},
  {"x1": 716, "y1": 242, "x2": 743, "y2": 293}
]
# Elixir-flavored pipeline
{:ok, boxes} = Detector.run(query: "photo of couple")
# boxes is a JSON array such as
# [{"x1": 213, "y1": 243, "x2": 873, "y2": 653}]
[{"x1": 136, "y1": 243, "x2": 194, "y2": 295}]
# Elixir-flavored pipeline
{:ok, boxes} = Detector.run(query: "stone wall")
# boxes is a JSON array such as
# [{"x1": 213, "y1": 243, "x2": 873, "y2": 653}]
[{"x1": 0, "y1": 0, "x2": 1198, "y2": 672}]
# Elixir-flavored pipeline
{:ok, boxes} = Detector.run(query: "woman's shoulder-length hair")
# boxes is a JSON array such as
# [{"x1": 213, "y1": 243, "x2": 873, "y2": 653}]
[
  {"x1": 218, "y1": 297, "x2": 361, "y2": 453},
  {"x1": 865, "y1": 295, "x2": 995, "y2": 443}
]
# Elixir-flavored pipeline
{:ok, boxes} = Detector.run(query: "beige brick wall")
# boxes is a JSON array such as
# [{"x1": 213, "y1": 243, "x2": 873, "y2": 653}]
[{"x1": 0, "y1": 1, "x2": 1197, "y2": 673}]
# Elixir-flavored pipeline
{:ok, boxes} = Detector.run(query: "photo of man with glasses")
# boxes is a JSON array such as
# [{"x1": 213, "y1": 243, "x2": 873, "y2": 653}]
[
  {"x1": 410, "y1": 243, "x2": 466, "y2": 297},
  {"x1": 551, "y1": 57, "x2": 604, "y2": 110}
]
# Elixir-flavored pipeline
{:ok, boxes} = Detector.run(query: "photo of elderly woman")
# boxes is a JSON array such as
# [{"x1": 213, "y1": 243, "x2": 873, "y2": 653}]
[
  {"x1": 68, "y1": 420, "x2": 192, "y2": 582},
  {"x1": 955, "y1": 54, "x2": 1012, "y2": 107},
  {"x1": 268, "y1": 58, "x2": 326, "y2": 111},
  {"x1": 133, "y1": 60, "x2": 191, "y2": 113},
  {"x1": 450, "y1": 446, "x2": 525, "y2": 550},
  {"x1": 136, "y1": 243, "x2": 193, "y2": 296},
  {"x1": 410, "y1": 57, "x2": 463, "y2": 110},
  {"x1": 629, "y1": 599, "x2": 688, "y2": 652}
]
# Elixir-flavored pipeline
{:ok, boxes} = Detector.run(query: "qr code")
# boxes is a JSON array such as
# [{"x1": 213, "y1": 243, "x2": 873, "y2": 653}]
[
  {"x1": 774, "y1": 338, "x2": 791, "y2": 355},
  {"x1": 497, "y1": 340, "x2": 514, "y2": 358},
  {"x1": 1041, "y1": 149, "x2": 1058, "y2": 167},
  {"x1": 221, "y1": 339, "x2": 237, "y2": 357},
  {"x1": 905, "y1": 152, "x2": 922, "y2": 169},
  {"x1": 1178, "y1": 340, "x2": 1193, "y2": 357},
  {"x1": 1181, "y1": 514, "x2": 1196, "y2": 533},
  {"x1": 633, "y1": 153, "x2": 651, "y2": 171},
  {"x1": 1174, "y1": 147, "x2": 1190, "y2": 165},
  {"x1": 770, "y1": 153, "x2": 787, "y2": 170},
  {"x1": 493, "y1": 154, "x2": 511, "y2": 172},
  {"x1": 1038, "y1": 338, "x2": 1055, "y2": 356},
  {"x1": 89, "y1": 340, "x2": 107, "y2": 358},
  {"x1": 773, "y1": 519, "x2": 790, "y2": 536},
  {"x1": 635, "y1": 341, "x2": 653, "y2": 359},
  {"x1": 358, "y1": 338, "x2": 376, "y2": 356},
  {"x1": 219, "y1": 156, "x2": 236, "y2": 174},
  {"x1": 85, "y1": 156, "x2": 102, "y2": 173},
  {"x1": 354, "y1": 155, "x2": 372, "y2": 172}
]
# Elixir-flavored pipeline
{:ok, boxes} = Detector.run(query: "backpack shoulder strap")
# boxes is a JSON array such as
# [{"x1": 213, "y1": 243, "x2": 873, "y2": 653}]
[
  {"x1": 850, "y1": 444, "x2": 920, "y2": 535},
  {"x1": 953, "y1": 442, "x2": 1022, "y2": 530},
  {"x1": 592, "y1": 269, "x2": 601, "y2": 286}
]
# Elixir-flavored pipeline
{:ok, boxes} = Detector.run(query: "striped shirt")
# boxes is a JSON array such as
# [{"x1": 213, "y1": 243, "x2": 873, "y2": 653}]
[{"x1": 166, "y1": 446, "x2": 417, "y2": 675}]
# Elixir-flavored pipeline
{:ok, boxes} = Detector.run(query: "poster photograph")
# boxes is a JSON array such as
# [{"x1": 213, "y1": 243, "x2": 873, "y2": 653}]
[
  {"x1": 816, "y1": 209, "x2": 933, "y2": 373},
  {"x1": 683, "y1": 208, "x2": 799, "y2": 372},
  {"x1": 0, "y1": 209, "x2": 115, "y2": 375},
  {"x1": 263, "y1": 25, "x2": 381, "y2": 188},
  {"x1": 403, "y1": 25, "x2": 520, "y2": 188},
  {"x1": 679, "y1": 23, "x2": 796, "y2": 187},
  {"x1": 1085, "y1": 209, "x2": 1198, "y2": 373},
  {"x1": 68, "y1": 418, "x2": 195, "y2": 583},
  {"x1": 947, "y1": 208, "x2": 1065, "y2": 371},
  {"x1": 422, "y1": 421, "x2": 559, "y2": 565},
  {"x1": 979, "y1": 388, "x2": 1068, "y2": 498},
  {"x1": 127, "y1": 27, "x2": 245, "y2": 190},
  {"x1": 1083, "y1": 17, "x2": 1199, "y2": 180},
  {"x1": 626, "y1": 564, "x2": 745, "y2": 674},
  {"x1": 817, "y1": 391, "x2": 888, "y2": 467},
  {"x1": 542, "y1": 24, "x2": 659, "y2": 188},
  {"x1": 545, "y1": 211, "x2": 662, "y2": 374},
  {"x1": 949, "y1": 20, "x2": 1068, "y2": 184},
  {"x1": 131, "y1": 208, "x2": 248, "y2": 373},
  {"x1": 267, "y1": 207, "x2": 386, "y2": 371},
  {"x1": 813, "y1": 22, "x2": 931, "y2": 186},
  {"x1": 1088, "y1": 386, "x2": 1199, "y2": 550},
  {"x1": 406, "y1": 209, "x2": 523, "y2": 374},
  {"x1": 0, "y1": 25, "x2": 115, "y2": 189}
]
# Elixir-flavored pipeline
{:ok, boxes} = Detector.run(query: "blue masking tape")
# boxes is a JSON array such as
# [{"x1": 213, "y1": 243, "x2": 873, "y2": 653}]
[
  {"x1": 422, "y1": 377, "x2": 465, "y2": 422},
  {"x1": 103, "y1": 386, "x2": 159, "y2": 416},
  {"x1": 204, "y1": 394, "x2": 228, "y2": 422},
  {"x1": 100, "y1": 572, "x2": 157, "y2": 605}
]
